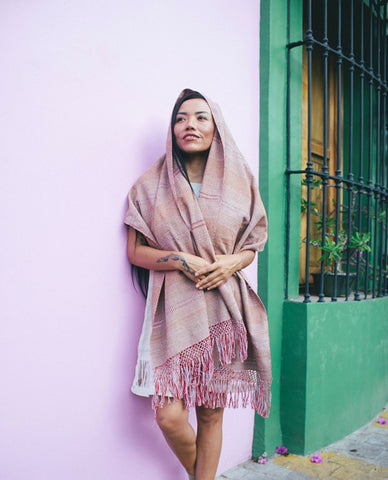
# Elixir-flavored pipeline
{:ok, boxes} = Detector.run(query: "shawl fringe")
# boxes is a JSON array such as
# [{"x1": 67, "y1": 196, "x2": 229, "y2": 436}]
[
  {"x1": 211, "y1": 320, "x2": 248, "y2": 365},
  {"x1": 195, "y1": 377, "x2": 272, "y2": 418},
  {"x1": 152, "y1": 320, "x2": 271, "y2": 417},
  {"x1": 153, "y1": 336, "x2": 214, "y2": 406}
]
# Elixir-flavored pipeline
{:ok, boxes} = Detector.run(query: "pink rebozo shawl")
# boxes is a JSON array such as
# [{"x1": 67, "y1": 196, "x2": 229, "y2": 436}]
[{"x1": 125, "y1": 90, "x2": 272, "y2": 417}]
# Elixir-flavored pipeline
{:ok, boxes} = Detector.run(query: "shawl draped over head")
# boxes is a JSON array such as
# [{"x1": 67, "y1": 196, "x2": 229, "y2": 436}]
[{"x1": 125, "y1": 89, "x2": 272, "y2": 417}]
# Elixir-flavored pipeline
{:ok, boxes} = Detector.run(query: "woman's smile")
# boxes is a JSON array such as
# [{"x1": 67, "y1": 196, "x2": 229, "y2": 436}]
[
  {"x1": 183, "y1": 133, "x2": 200, "y2": 140},
  {"x1": 173, "y1": 98, "x2": 215, "y2": 155}
]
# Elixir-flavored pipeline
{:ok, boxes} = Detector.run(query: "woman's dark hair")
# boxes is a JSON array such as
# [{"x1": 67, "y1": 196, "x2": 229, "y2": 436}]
[
  {"x1": 132, "y1": 261, "x2": 149, "y2": 298},
  {"x1": 170, "y1": 89, "x2": 207, "y2": 184},
  {"x1": 133, "y1": 89, "x2": 207, "y2": 297}
]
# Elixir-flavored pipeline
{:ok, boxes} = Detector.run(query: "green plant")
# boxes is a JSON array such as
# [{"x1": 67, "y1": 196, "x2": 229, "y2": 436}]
[
  {"x1": 318, "y1": 231, "x2": 371, "y2": 271},
  {"x1": 301, "y1": 178, "x2": 372, "y2": 273}
]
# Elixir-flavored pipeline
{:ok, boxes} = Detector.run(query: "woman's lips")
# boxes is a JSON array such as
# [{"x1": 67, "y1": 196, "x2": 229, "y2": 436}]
[{"x1": 183, "y1": 134, "x2": 199, "y2": 141}]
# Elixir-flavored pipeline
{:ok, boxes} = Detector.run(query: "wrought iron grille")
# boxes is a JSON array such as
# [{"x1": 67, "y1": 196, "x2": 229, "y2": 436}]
[{"x1": 286, "y1": 0, "x2": 388, "y2": 302}]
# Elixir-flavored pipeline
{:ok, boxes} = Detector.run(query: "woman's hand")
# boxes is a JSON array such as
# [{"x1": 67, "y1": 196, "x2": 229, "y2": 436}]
[
  {"x1": 127, "y1": 227, "x2": 255, "y2": 289},
  {"x1": 175, "y1": 252, "x2": 211, "y2": 283},
  {"x1": 194, "y1": 251, "x2": 255, "y2": 291},
  {"x1": 127, "y1": 228, "x2": 210, "y2": 283}
]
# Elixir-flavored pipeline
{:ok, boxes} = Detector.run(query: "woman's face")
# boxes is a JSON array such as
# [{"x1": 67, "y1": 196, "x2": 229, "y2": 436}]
[{"x1": 173, "y1": 98, "x2": 215, "y2": 155}]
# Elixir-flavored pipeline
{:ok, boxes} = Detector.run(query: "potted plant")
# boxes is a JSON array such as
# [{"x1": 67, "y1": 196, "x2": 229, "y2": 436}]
[
  {"x1": 301, "y1": 179, "x2": 372, "y2": 297},
  {"x1": 314, "y1": 230, "x2": 371, "y2": 296}
]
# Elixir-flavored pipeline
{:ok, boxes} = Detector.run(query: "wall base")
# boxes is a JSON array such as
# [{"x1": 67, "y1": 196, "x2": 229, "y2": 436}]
[{"x1": 281, "y1": 297, "x2": 388, "y2": 455}]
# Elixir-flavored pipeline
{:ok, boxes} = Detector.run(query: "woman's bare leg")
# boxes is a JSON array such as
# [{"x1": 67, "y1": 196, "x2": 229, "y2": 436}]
[
  {"x1": 156, "y1": 399, "x2": 197, "y2": 476},
  {"x1": 156, "y1": 400, "x2": 224, "y2": 479},
  {"x1": 195, "y1": 406, "x2": 224, "y2": 480}
]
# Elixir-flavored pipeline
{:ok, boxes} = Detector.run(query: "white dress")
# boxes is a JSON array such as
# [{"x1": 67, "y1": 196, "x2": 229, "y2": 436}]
[{"x1": 131, "y1": 182, "x2": 202, "y2": 397}]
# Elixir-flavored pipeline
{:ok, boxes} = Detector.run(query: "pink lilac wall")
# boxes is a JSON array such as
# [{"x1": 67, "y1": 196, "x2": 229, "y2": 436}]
[{"x1": 0, "y1": 1, "x2": 261, "y2": 479}]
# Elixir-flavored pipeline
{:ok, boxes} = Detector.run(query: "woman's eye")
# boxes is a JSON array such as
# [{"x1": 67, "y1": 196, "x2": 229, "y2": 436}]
[
  {"x1": 198, "y1": 115, "x2": 208, "y2": 121},
  {"x1": 175, "y1": 117, "x2": 185, "y2": 123}
]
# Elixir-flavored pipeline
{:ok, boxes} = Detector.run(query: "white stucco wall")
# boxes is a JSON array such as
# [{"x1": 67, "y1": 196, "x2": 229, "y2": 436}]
[{"x1": 0, "y1": 1, "x2": 261, "y2": 479}]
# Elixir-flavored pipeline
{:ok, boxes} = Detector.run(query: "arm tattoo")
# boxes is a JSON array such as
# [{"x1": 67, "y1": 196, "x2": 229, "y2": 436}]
[{"x1": 156, "y1": 253, "x2": 196, "y2": 276}]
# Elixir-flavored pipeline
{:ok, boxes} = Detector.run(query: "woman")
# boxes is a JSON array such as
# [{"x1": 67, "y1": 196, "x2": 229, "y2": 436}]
[{"x1": 125, "y1": 89, "x2": 272, "y2": 480}]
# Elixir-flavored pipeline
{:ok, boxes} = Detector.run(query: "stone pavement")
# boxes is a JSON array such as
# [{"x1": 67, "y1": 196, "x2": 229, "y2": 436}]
[{"x1": 216, "y1": 406, "x2": 388, "y2": 479}]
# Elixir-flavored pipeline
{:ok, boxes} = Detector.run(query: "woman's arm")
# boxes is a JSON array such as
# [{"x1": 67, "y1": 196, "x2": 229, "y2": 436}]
[
  {"x1": 127, "y1": 227, "x2": 210, "y2": 281},
  {"x1": 194, "y1": 250, "x2": 256, "y2": 291}
]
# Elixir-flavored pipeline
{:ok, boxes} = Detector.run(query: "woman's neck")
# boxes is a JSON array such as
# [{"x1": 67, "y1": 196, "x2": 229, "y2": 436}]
[{"x1": 184, "y1": 153, "x2": 207, "y2": 183}]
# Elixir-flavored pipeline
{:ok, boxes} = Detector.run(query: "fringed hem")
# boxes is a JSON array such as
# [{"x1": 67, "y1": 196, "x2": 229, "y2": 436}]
[
  {"x1": 153, "y1": 335, "x2": 214, "y2": 405},
  {"x1": 211, "y1": 320, "x2": 248, "y2": 364},
  {"x1": 153, "y1": 319, "x2": 246, "y2": 404},
  {"x1": 152, "y1": 319, "x2": 271, "y2": 417},
  {"x1": 153, "y1": 374, "x2": 271, "y2": 418},
  {"x1": 196, "y1": 377, "x2": 272, "y2": 418}
]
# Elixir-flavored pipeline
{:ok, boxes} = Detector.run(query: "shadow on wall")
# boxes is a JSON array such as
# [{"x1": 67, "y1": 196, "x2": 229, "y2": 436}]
[
  {"x1": 115, "y1": 214, "x2": 187, "y2": 479},
  {"x1": 117, "y1": 320, "x2": 187, "y2": 477}
]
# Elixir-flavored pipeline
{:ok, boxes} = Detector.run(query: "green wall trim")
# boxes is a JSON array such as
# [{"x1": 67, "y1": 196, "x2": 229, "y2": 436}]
[
  {"x1": 255, "y1": 0, "x2": 288, "y2": 458},
  {"x1": 254, "y1": 0, "x2": 303, "y2": 458}
]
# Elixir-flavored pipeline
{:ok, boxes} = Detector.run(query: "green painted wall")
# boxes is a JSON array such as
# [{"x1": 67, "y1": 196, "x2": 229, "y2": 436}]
[
  {"x1": 254, "y1": 0, "x2": 303, "y2": 458},
  {"x1": 254, "y1": 0, "x2": 388, "y2": 459},
  {"x1": 254, "y1": 0, "x2": 290, "y2": 458},
  {"x1": 282, "y1": 298, "x2": 388, "y2": 454}
]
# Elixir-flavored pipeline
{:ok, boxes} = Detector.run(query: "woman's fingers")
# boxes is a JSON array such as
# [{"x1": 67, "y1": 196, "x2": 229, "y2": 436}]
[
  {"x1": 195, "y1": 255, "x2": 242, "y2": 290},
  {"x1": 195, "y1": 266, "x2": 231, "y2": 290},
  {"x1": 195, "y1": 264, "x2": 213, "y2": 277},
  {"x1": 196, "y1": 278, "x2": 225, "y2": 290}
]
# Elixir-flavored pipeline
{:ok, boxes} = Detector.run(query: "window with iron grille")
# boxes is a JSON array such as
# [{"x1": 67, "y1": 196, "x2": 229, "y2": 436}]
[{"x1": 286, "y1": 0, "x2": 388, "y2": 302}]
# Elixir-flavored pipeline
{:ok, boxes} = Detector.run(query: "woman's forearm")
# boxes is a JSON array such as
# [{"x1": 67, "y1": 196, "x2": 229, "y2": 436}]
[
  {"x1": 133, "y1": 246, "x2": 196, "y2": 275},
  {"x1": 127, "y1": 227, "x2": 188, "y2": 273},
  {"x1": 127, "y1": 227, "x2": 255, "y2": 284},
  {"x1": 227, "y1": 249, "x2": 255, "y2": 272},
  {"x1": 127, "y1": 227, "x2": 212, "y2": 280}
]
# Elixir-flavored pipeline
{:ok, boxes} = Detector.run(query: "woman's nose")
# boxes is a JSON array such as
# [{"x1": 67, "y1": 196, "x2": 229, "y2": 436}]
[{"x1": 185, "y1": 116, "x2": 195, "y2": 129}]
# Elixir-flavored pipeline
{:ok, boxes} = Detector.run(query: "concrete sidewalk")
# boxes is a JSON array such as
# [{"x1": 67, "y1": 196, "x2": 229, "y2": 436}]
[{"x1": 217, "y1": 405, "x2": 388, "y2": 479}]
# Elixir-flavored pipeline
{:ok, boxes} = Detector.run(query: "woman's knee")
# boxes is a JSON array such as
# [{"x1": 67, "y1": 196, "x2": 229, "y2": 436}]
[
  {"x1": 156, "y1": 400, "x2": 188, "y2": 434},
  {"x1": 196, "y1": 406, "x2": 224, "y2": 427}
]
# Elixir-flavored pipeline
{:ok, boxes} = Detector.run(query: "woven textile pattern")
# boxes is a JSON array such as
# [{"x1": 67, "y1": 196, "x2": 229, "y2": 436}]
[{"x1": 125, "y1": 90, "x2": 272, "y2": 417}]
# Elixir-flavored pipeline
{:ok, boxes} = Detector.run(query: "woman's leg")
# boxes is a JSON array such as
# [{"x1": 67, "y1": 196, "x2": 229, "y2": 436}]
[
  {"x1": 195, "y1": 406, "x2": 224, "y2": 480},
  {"x1": 156, "y1": 399, "x2": 197, "y2": 476}
]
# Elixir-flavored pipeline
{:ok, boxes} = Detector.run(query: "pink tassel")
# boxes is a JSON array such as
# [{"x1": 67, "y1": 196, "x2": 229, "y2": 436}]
[
  {"x1": 211, "y1": 319, "x2": 248, "y2": 365},
  {"x1": 152, "y1": 325, "x2": 271, "y2": 418}
]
